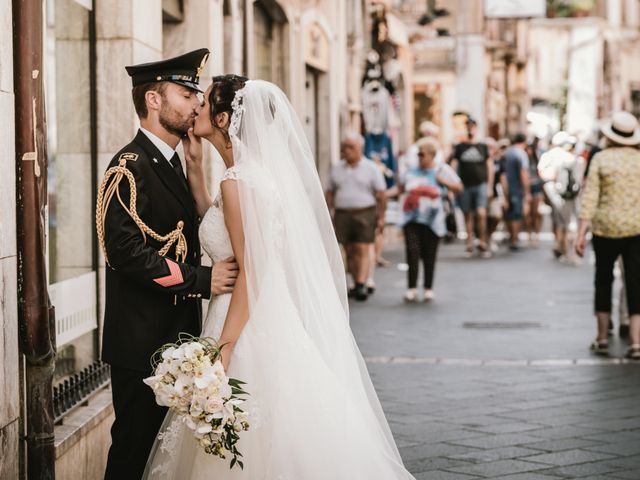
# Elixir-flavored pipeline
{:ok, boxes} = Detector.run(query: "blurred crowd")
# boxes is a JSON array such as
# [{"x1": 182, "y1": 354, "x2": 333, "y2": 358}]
[{"x1": 325, "y1": 111, "x2": 640, "y2": 360}]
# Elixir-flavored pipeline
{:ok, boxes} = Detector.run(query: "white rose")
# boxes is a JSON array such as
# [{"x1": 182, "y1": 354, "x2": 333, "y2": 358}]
[{"x1": 204, "y1": 397, "x2": 224, "y2": 414}]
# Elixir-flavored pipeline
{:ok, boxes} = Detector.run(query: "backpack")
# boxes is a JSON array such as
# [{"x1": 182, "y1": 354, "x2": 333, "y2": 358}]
[{"x1": 560, "y1": 165, "x2": 580, "y2": 200}]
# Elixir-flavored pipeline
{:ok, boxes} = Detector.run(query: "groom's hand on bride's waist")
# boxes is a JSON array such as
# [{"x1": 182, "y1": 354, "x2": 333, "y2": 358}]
[{"x1": 211, "y1": 256, "x2": 239, "y2": 295}]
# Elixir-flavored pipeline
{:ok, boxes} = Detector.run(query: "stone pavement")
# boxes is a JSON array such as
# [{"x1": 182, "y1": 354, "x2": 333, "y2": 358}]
[{"x1": 351, "y1": 237, "x2": 640, "y2": 479}]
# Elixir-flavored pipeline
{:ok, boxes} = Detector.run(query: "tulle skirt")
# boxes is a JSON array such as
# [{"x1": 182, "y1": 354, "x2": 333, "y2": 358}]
[{"x1": 143, "y1": 269, "x2": 414, "y2": 480}]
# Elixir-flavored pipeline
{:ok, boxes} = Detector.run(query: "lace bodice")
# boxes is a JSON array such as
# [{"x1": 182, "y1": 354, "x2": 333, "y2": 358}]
[{"x1": 198, "y1": 167, "x2": 239, "y2": 263}]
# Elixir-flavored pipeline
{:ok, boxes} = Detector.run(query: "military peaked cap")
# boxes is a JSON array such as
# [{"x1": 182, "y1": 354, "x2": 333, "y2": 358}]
[{"x1": 125, "y1": 48, "x2": 210, "y2": 92}]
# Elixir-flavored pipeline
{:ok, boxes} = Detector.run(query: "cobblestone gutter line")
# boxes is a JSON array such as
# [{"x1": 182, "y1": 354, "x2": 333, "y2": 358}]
[{"x1": 365, "y1": 356, "x2": 640, "y2": 366}]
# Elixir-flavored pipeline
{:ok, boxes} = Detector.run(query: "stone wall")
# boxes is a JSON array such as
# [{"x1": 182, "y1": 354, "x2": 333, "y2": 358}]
[
  {"x1": 0, "y1": 0, "x2": 20, "y2": 477},
  {"x1": 54, "y1": 389, "x2": 114, "y2": 480}
]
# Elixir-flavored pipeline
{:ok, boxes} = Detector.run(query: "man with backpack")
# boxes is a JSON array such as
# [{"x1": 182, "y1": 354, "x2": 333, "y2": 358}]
[{"x1": 539, "y1": 131, "x2": 583, "y2": 262}]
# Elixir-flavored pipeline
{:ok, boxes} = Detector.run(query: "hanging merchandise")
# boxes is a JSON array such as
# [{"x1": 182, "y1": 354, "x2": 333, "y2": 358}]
[
  {"x1": 382, "y1": 57, "x2": 401, "y2": 86},
  {"x1": 365, "y1": 132, "x2": 396, "y2": 188},
  {"x1": 362, "y1": 80, "x2": 390, "y2": 135}
]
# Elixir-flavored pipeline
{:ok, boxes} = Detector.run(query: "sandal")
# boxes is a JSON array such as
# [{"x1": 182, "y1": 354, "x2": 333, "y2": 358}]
[
  {"x1": 478, "y1": 243, "x2": 492, "y2": 258},
  {"x1": 376, "y1": 258, "x2": 392, "y2": 268},
  {"x1": 626, "y1": 344, "x2": 640, "y2": 360},
  {"x1": 589, "y1": 339, "x2": 609, "y2": 355}
]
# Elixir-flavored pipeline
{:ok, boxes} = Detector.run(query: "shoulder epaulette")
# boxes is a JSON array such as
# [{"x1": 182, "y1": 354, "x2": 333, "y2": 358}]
[{"x1": 119, "y1": 152, "x2": 139, "y2": 162}]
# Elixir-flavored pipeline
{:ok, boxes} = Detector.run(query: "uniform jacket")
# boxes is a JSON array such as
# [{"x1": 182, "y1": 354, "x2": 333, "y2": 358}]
[{"x1": 101, "y1": 130, "x2": 212, "y2": 372}]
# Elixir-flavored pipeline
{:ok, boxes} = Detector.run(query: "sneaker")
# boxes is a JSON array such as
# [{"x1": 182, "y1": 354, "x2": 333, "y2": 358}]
[
  {"x1": 626, "y1": 345, "x2": 640, "y2": 360},
  {"x1": 464, "y1": 246, "x2": 474, "y2": 258},
  {"x1": 589, "y1": 339, "x2": 609, "y2": 356},
  {"x1": 423, "y1": 289, "x2": 435, "y2": 302},
  {"x1": 354, "y1": 284, "x2": 368, "y2": 302},
  {"x1": 529, "y1": 234, "x2": 539, "y2": 248},
  {"x1": 366, "y1": 279, "x2": 376, "y2": 295},
  {"x1": 404, "y1": 289, "x2": 418, "y2": 303}
]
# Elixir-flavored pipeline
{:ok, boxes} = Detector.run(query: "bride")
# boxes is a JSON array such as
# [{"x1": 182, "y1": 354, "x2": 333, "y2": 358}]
[{"x1": 143, "y1": 75, "x2": 415, "y2": 479}]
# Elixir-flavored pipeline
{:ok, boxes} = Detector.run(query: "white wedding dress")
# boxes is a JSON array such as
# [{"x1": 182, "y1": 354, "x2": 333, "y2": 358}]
[{"x1": 143, "y1": 80, "x2": 415, "y2": 480}]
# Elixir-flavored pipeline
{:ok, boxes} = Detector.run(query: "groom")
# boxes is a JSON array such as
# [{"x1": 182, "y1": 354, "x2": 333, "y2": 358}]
[{"x1": 100, "y1": 49, "x2": 238, "y2": 479}]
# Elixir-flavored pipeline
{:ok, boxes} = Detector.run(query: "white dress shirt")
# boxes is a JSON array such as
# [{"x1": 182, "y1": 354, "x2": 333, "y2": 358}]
[{"x1": 140, "y1": 127, "x2": 177, "y2": 164}]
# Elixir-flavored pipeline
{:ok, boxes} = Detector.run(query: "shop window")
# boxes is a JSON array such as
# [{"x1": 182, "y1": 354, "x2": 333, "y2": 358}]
[
  {"x1": 44, "y1": 0, "x2": 98, "y2": 382},
  {"x1": 631, "y1": 89, "x2": 640, "y2": 119}
]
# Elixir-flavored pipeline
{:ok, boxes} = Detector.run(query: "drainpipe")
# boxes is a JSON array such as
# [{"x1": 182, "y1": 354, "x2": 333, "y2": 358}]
[{"x1": 13, "y1": 0, "x2": 57, "y2": 479}]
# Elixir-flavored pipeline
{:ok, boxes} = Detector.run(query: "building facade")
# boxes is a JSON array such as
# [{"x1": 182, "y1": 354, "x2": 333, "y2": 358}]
[{"x1": 526, "y1": 0, "x2": 640, "y2": 140}]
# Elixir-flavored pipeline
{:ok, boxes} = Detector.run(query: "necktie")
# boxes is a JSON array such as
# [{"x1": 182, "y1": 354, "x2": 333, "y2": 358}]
[{"x1": 169, "y1": 153, "x2": 189, "y2": 191}]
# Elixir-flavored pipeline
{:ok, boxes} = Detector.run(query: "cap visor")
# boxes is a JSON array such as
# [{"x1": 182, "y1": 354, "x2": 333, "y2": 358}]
[{"x1": 171, "y1": 79, "x2": 203, "y2": 93}]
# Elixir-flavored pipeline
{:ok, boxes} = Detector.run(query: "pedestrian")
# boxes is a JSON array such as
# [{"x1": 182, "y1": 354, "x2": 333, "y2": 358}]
[
  {"x1": 500, "y1": 133, "x2": 531, "y2": 251},
  {"x1": 487, "y1": 138, "x2": 509, "y2": 251},
  {"x1": 326, "y1": 133, "x2": 387, "y2": 301},
  {"x1": 451, "y1": 117, "x2": 494, "y2": 258},
  {"x1": 575, "y1": 111, "x2": 640, "y2": 359},
  {"x1": 389, "y1": 138, "x2": 463, "y2": 302},
  {"x1": 525, "y1": 138, "x2": 544, "y2": 247},
  {"x1": 399, "y1": 121, "x2": 443, "y2": 178},
  {"x1": 538, "y1": 131, "x2": 582, "y2": 262}
]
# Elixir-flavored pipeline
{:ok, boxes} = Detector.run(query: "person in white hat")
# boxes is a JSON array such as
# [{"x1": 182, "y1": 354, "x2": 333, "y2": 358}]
[
  {"x1": 575, "y1": 111, "x2": 640, "y2": 359},
  {"x1": 538, "y1": 130, "x2": 583, "y2": 261}
]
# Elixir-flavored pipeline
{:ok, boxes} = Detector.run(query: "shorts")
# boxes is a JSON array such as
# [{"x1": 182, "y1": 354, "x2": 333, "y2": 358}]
[
  {"x1": 552, "y1": 198, "x2": 577, "y2": 229},
  {"x1": 457, "y1": 183, "x2": 488, "y2": 214},
  {"x1": 531, "y1": 181, "x2": 544, "y2": 196},
  {"x1": 505, "y1": 194, "x2": 524, "y2": 221},
  {"x1": 334, "y1": 206, "x2": 377, "y2": 244}
]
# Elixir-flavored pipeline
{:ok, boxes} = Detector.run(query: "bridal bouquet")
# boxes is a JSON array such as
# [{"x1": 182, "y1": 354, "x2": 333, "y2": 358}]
[{"x1": 143, "y1": 333, "x2": 250, "y2": 469}]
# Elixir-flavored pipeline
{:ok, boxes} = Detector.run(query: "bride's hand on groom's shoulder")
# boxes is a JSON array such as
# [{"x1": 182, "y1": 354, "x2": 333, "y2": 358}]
[
  {"x1": 183, "y1": 127, "x2": 203, "y2": 171},
  {"x1": 211, "y1": 256, "x2": 239, "y2": 295}
]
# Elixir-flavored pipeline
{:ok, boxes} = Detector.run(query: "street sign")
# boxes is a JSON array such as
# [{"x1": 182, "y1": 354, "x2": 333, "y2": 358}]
[{"x1": 485, "y1": 0, "x2": 546, "y2": 18}]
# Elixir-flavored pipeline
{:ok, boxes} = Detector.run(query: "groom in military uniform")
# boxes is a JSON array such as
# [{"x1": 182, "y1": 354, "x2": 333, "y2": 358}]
[{"x1": 99, "y1": 49, "x2": 238, "y2": 479}]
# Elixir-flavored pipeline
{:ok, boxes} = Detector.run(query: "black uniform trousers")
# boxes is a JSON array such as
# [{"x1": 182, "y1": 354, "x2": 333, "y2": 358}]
[{"x1": 104, "y1": 365, "x2": 167, "y2": 480}]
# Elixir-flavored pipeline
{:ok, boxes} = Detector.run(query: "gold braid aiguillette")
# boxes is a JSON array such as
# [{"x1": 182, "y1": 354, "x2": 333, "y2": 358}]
[{"x1": 96, "y1": 153, "x2": 188, "y2": 267}]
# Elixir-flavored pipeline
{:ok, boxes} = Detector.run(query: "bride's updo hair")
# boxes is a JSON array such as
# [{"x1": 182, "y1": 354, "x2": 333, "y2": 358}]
[{"x1": 208, "y1": 74, "x2": 249, "y2": 122}]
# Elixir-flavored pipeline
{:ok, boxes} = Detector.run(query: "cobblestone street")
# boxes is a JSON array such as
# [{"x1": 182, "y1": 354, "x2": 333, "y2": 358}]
[{"x1": 353, "y1": 237, "x2": 640, "y2": 479}]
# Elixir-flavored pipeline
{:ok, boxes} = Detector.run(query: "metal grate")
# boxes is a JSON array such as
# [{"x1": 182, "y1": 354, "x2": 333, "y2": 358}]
[
  {"x1": 53, "y1": 360, "x2": 111, "y2": 423},
  {"x1": 463, "y1": 322, "x2": 544, "y2": 329}
]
